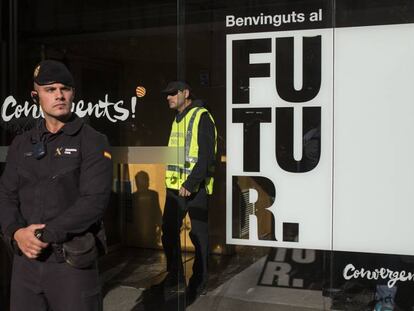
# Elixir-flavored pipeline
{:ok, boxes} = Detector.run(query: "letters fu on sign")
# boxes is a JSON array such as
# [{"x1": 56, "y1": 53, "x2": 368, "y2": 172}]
[{"x1": 226, "y1": 29, "x2": 333, "y2": 250}]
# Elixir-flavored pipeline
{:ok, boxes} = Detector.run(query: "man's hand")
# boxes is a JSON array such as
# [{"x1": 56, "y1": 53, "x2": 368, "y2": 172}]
[
  {"x1": 13, "y1": 224, "x2": 49, "y2": 259},
  {"x1": 179, "y1": 186, "x2": 191, "y2": 197}
]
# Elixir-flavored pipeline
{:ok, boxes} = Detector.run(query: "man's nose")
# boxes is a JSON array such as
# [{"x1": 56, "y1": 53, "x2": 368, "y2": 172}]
[{"x1": 56, "y1": 90, "x2": 65, "y2": 98}]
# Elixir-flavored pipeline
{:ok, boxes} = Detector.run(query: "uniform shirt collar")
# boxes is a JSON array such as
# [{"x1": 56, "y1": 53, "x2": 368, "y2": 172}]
[
  {"x1": 175, "y1": 99, "x2": 205, "y2": 122},
  {"x1": 61, "y1": 114, "x2": 84, "y2": 135},
  {"x1": 37, "y1": 113, "x2": 83, "y2": 137}
]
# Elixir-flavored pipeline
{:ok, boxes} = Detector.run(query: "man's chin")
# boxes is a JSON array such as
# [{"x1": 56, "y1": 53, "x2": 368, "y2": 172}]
[{"x1": 54, "y1": 111, "x2": 72, "y2": 122}]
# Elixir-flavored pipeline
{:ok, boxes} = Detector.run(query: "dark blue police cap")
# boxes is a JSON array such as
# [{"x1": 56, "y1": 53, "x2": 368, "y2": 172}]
[
  {"x1": 33, "y1": 60, "x2": 75, "y2": 87},
  {"x1": 161, "y1": 81, "x2": 192, "y2": 94}
]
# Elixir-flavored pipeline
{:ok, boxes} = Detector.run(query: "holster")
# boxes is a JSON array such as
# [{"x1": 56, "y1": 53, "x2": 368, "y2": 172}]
[
  {"x1": 56, "y1": 221, "x2": 108, "y2": 269},
  {"x1": 62, "y1": 232, "x2": 98, "y2": 269}
]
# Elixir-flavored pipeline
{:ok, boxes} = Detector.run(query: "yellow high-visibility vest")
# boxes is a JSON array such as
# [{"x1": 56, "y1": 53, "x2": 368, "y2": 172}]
[{"x1": 165, "y1": 106, "x2": 217, "y2": 194}]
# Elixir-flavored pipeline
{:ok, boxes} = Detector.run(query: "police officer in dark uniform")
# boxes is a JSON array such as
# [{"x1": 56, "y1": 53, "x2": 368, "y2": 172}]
[{"x1": 0, "y1": 60, "x2": 112, "y2": 311}]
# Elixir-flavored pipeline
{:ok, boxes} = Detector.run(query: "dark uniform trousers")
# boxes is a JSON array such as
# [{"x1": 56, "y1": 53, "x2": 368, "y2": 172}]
[
  {"x1": 10, "y1": 255, "x2": 101, "y2": 311},
  {"x1": 161, "y1": 188, "x2": 209, "y2": 286}
]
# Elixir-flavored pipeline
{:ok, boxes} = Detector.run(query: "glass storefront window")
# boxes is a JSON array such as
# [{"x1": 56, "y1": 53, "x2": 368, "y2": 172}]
[{"x1": 2, "y1": 0, "x2": 414, "y2": 310}]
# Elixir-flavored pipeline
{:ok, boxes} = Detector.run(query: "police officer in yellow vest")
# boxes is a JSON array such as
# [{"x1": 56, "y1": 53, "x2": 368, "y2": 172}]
[{"x1": 161, "y1": 81, "x2": 217, "y2": 302}]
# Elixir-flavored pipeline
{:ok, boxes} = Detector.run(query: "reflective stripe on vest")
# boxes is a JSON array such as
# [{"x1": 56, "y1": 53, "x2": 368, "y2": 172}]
[{"x1": 165, "y1": 106, "x2": 216, "y2": 194}]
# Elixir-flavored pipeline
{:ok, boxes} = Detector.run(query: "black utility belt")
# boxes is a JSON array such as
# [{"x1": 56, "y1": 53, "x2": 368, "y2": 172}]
[{"x1": 52, "y1": 233, "x2": 98, "y2": 269}]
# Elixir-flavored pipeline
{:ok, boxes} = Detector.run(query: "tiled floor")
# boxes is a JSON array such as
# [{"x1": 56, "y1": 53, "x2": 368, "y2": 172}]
[
  {"x1": 100, "y1": 247, "x2": 270, "y2": 310},
  {"x1": 101, "y1": 247, "x2": 414, "y2": 311},
  {"x1": 3, "y1": 246, "x2": 403, "y2": 310},
  {"x1": 100, "y1": 247, "x2": 332, "y2": 311}
]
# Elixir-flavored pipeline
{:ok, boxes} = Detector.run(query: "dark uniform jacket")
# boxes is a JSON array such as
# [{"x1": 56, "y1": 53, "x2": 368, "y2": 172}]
[{"x1": 0, "y1": 114, "x2": 112, "y2": 245}]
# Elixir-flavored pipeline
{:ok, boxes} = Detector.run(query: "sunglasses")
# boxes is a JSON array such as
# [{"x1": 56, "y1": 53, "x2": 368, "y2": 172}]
[{"x1": 166, "y1": 90, "x2": 183, "y2": 96}]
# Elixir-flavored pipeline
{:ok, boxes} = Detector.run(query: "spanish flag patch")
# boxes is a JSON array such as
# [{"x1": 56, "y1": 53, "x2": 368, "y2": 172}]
[{"x1": 104, "y1": 151, "x2": 112, "y2": 160}]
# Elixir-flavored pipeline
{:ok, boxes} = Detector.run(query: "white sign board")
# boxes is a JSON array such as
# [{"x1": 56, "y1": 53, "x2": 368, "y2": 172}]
[
  {"x1": 333, "y1": 23, "x2": 414, "y2": 256},
  {"x1": 226, "y1": 23, "x2": 414, "y2": 255},
  {"x1": 226, "y1": 29, "x2": 333, "y2": 250}
]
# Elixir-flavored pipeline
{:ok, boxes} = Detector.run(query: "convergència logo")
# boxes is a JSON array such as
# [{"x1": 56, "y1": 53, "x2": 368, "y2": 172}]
[
  {"x1": 343, "y1": 263, "x2": 414, "y2": 288},
  {"x1": 1, "y1": 94, "x2": 139, "y2": 123}
]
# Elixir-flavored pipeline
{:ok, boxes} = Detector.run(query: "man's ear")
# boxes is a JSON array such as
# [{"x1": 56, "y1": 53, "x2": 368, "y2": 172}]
[
  {"x1": 183, "y1": 89, "x2": 190, "y2": 99},
  {"x1": 31, "y1": 91, "x2": 39, "y2": 103}
]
